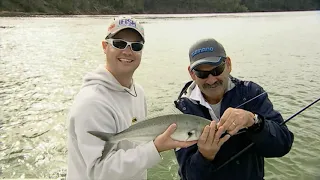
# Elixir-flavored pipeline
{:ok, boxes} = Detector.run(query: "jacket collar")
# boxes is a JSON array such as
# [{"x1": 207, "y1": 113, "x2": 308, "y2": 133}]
[{"x1": 182, "y1": 77, "x2": 236, "y2": 106}]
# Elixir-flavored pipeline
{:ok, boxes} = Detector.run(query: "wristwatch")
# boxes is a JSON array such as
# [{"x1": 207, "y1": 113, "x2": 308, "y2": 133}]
[
  {"x1": 248, "y1": 114, "x2": 264, "y2": 133},
  {"x1": 253, "y1": 114, "x2": 261, "y2": 124}
]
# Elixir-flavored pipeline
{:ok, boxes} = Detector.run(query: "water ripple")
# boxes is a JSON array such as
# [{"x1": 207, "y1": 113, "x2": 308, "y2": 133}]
[{"x1": 1, "y1": 12, "x2": 320, "y2": 179}]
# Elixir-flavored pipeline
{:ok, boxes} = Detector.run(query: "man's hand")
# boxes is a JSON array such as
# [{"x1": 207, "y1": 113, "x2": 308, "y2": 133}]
[
  {"x1": 154, "y1": 123, "x2": 198, "y2": 152},
  {"x1": 198, "y1": 121, "x2": 230, "y2": 160},
  {"x1": 217, "y1": 107, "x2": 255, "y2": 135}
]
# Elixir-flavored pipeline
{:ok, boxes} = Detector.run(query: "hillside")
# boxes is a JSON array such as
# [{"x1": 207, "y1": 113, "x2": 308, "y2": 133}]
[{"x1": 0, "y1": 0, "x2": 319, "y2": 16}]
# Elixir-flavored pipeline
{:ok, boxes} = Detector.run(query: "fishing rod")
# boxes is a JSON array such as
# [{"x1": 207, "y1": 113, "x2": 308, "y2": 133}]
[
  {"x1": 213, "y1": 97, "x2": 320, "y2": 172},
  {"x1": 235, "y1": 92, "x2": 267, "y2": 108}
]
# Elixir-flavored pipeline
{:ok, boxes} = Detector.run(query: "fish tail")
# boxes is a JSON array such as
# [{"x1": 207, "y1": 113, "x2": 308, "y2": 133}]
[
  {"x1": 87, "y1": 131, "x2": 115, "y2": 142},
  {"x1": 88, "y1": 131, "x2": 117, "y2": 161},
  {"x1": 101, "y1": 142, "x2": 116, "y2": 161}
]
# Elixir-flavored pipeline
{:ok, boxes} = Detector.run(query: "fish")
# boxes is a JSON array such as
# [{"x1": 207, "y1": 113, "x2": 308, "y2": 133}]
[{"x1": 87, "y1": 113, "x2": 212, "y2": 155}]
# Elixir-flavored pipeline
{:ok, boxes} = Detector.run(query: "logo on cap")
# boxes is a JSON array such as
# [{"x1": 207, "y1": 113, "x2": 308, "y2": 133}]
[
  {"x1": 119, "y1": 19, "x2": 136, "y2": 28},
  {"x1": 191, "y1": 47, "x2": 214, "y2": 57}
]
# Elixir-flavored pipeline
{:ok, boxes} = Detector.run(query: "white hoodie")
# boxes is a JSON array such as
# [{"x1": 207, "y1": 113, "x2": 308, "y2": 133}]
[{"x1": 66, "y1": 65, "x2": 161, "y2": 180}]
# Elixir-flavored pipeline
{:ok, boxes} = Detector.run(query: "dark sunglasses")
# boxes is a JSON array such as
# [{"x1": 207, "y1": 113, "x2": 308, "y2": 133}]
[
  {"x1": 193, "y1": 61, "x2": 226, "y2": 79},
  {"x1": 105, "y1": 39, "x2": 144, "y2": 52}
]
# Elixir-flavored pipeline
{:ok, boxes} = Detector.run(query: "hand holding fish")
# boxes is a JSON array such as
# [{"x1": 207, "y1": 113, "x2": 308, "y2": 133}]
[
  {"x1": 153, "y1": 123, "x2": 198, "y2": 152},
  {"x1": 198, "y1": 121, "x2": 230, "y2": 160},
  {"x1": 87, "y1": 114, "x2": 212, "y2": 157},
  {"x1": 217, "y1": 107, "x2": 255, "y2": 135}
]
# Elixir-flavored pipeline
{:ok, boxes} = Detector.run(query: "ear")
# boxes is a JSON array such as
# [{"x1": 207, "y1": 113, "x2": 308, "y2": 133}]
[
  {"x1": 226, "y1": 57, "x2": 232, "y2": 73},
  {"x1": 102, "y1": 41, "x2": 108, "y2": 54},
  {"x1": 188, "y1": 66, "x2": 196, "y2": 81}
]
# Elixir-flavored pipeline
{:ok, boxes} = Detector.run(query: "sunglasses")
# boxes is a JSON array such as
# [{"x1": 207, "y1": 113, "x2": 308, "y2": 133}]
[
  {"x1": 105, "y1": 39, "x2": 144, "y2": 52},
  {"x1": 193, "y1": 60, "x2": 226, "y2": 79}
]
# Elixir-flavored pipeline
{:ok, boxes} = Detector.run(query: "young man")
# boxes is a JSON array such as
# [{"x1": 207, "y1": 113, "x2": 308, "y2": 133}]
[
  {"x1": 174, "y1": 38, "x2": 294, "y2": 180},
  {"x1": 66, "y1": 16, "x2": 195, "y2": 180}
]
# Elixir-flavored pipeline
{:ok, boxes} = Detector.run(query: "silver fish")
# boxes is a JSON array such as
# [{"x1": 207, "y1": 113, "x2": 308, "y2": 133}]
[{"x1": 88, "y1": 113, "x2": 211, "y2": 153}]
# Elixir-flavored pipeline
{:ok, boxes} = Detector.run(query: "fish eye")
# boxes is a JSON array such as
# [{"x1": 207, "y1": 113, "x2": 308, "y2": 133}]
[{"x1": 188, "y1": 130, "x2": 196, "y2": 137}]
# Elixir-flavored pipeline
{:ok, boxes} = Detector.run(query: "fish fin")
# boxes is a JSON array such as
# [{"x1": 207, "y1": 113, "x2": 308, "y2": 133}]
[
  {"x1": 163, "y1": 106, "x2": 184, "y2": 115},
  {"x1": 146, "y1": 104, "x2": 183, "y2": 119},
  {"x1": 87, "y1": 131, "x2": 115, "y2": 142},
  {"x1": 100, "y1": 142, "x2": 116, "y2": 161}
]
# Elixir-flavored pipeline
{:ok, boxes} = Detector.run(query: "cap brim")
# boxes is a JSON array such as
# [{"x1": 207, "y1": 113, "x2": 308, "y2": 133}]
[
  {"x1": 190, "y1": 57, "x2": 224, "y2": 70},
  {"x1": 107, "y1": 27, "x2": 144, "y2": 42}
]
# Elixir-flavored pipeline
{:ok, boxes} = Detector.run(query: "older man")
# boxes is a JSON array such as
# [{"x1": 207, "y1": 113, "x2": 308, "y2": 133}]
[{"x1": 174, "y1": 38, "x2": 294, "y2": 180}]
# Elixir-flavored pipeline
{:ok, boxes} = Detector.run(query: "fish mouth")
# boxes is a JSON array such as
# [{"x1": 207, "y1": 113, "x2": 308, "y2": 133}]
[{"x1": 185, "y1": 136, "x2": 198, "y2": 141}]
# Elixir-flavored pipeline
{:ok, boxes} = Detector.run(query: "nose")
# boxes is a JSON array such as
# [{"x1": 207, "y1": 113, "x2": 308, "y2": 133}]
[
  {"x1": 122, "y1": 45, "x2": 133, "y2": 55},
  {"x1": 205, "y1": 74, "x2": 218, "y2": 84}
]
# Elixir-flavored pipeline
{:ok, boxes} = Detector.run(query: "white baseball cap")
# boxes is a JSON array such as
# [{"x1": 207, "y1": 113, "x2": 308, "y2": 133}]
[{"x1": 105, "y1": 16, "x2": 145, "y2": 42}]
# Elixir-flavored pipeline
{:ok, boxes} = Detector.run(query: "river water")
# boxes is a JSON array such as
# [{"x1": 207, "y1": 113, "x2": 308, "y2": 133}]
[{"x1": 1, "y1": 11, "x2": 320, "y2": 179}]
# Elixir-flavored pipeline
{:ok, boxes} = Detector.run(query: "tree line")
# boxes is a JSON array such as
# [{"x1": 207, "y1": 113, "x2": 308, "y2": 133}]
[{"x1": 1, "y1": 0, "x2": 319, "y2": 15}]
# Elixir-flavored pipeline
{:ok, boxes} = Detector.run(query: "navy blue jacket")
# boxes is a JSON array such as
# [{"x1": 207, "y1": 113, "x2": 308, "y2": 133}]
[{"x1": 174, "y1": 77, "x2": 294, "y2": 180}]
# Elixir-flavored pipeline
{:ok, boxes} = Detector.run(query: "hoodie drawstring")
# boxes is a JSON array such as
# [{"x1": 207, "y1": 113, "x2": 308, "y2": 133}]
[{"x1": 124, "y1": 84, "x2": 137, "y2": 97}]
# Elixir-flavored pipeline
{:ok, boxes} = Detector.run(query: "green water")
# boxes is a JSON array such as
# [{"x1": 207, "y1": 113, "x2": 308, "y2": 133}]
[{"x1": 1, "y1": 11, "x2": 320, "y2": 179}]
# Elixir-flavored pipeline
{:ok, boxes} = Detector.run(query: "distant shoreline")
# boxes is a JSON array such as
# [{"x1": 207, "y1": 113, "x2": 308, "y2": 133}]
[{"x1": 1, "y1": 10, "x2": 318, "y2": 17}]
